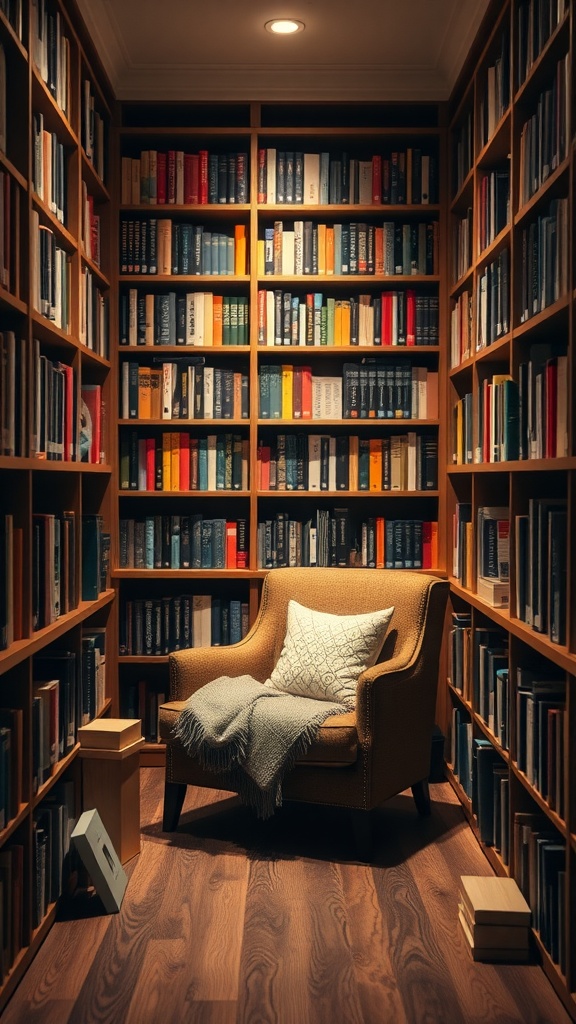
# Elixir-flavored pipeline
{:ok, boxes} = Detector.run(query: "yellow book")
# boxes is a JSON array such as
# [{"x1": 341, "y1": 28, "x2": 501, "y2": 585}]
[
  {"x1": 257, "y1": 238, "x2": 265, "y2": 277},
  {"x1": 334, "y1": 300, "x2": 343, "y2": 346},
  {"x1": 349, "y1": 435, "x2": 359, "y2": 490},
  {"x1": 162, "y1": 432, "x2": 172, "y2": 491},
  {"x1": 170, "y1": 432, "x2": 180, "y2": 491},
  {"x1": 234, "y1": 224, "x2": 246, "y2": 275},
  {"x1": 137, "y1": 365, "x2": 151, "y2": 419},
  {"x1": 212, "y1": 294, "x2": 223, "y2": 345},
  {"x1": 340, "y1": 299, "x2": 351, "y2": 346},
  {"x1": 369, "y1": 438, "x2": 382, "y2": 491},
  {"x1": 317, "y1": 222, "x2": 326, "y2": 275},
  {"x1": 281, "y1": 364, "x2": 293, "y2": 419}
]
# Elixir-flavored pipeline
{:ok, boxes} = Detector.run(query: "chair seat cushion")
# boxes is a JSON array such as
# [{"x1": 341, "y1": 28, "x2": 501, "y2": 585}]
[{"x1": 160, "y1": 701, "x2": 358, "y2": 767}]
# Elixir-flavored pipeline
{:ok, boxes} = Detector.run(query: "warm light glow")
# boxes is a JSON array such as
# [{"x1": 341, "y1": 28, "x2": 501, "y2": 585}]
[{"x1": 265, "y1": 19, "x2": 305, "y2": 35}]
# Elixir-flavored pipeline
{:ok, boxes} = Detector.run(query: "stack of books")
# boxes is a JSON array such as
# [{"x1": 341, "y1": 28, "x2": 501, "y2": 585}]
[{"x1": 458, "y1": 875, "x2": 531, "y2": 962}]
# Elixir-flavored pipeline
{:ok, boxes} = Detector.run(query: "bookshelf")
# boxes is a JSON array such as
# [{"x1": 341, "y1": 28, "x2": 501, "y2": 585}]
[
  {"x1": 0, "y1": 0, "x2": 114, "y2": 1009},
  {"x1": 446, "y1": 0, "x2": 575, "y2": 1016},
  {"x1": 113, "y1": 102, "x2": 447, "y2": 760}
]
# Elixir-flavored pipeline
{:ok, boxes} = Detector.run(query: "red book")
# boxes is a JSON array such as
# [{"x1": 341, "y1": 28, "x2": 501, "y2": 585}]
[
  {"x1": 225, "y1": 521, "x2": 237, "y2": 568},
  {"x1": 257, "y1": 148, "x2": 267, "y2": 203},
  {"x1": 381, "y1": 292, "x2": 392, "y2": 345},
  {"x1": 156, "y1": 152, "x2": 167, "y2": 204},
  {"x1": 145, "y1": 436, "x2": 155, "y2": 490},
  {"x1": 179, "y1": 433, "x2": 190, "y2": 490},
  {"x1": 422, "y1": 520, "x2": 432, "y2": 568},
  {"x1": 292, "y1": 366, "x2": 302, "y2": 419},
  {"x1": 375, "y1": 516, "x2": 385, "y2": 569},
  {"x1": 199, "y1": 150, "x2": 209, "y2": 204},
  {"x1": 258, "y1": 444, "x2": 271, "y2": 490},
  {"x1": 301, "y1": 366, "x2": 313, "y2": 419},
  {"x1": 545, "y1": 358, "x2": 557, "y2": 459}
]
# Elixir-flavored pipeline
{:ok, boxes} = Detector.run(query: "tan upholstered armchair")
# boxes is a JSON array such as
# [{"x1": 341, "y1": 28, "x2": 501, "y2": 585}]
[{"x1": 160, "y1": 568, "x2": 448, "y2": 855}]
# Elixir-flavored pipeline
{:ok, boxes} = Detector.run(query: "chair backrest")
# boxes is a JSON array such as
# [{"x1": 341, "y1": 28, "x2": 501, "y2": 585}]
[{"x1": 257, "y1": 568, "x2": 445, "y2": 669}]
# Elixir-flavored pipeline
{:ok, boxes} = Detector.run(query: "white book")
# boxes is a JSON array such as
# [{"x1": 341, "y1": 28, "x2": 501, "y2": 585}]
[
  {"x1": 192, "y1": 594, "x2": 212, "y2": 647},
  {"x1": 266, "y1": 148, "x2": 276, "y2": 203},
  {"x1": 308, "y1": 435, "x2": 322, "y2": 490},
  {"x1": 328, "y1": 437, "x2": 336, "y2": 491},
  {"x1": 193, "y1": 291, "x2": 204, "y2": 345},
  {"x1": 203, "y1": 366, "x2": 214, "y2": 418},
  {"x1": 293, "y1": 220, "x2": 304, "y2": 274},
  {"x1": 207, "y1": 434, "x2": 217, "y2": 489},
  {"x1": 281, "y1": 230, "x2": 295, "y2": 274},
  {"x1": 358, "y1": 160, "x2": 372, "y2": 204},
  {"x1": 162, "y1": 363, "x2": 173, "y2": 419},
  {"x1": 265, "y1": 290, "x2": 275, "y2": 346},
  {"x1": 303, "y1": 153, "x2": 320, "y2": 204}
]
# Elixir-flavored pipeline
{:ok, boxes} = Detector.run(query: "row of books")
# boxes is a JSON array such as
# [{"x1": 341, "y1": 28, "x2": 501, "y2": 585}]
[
  {"x1": 0, "y1": 839, "x2": 24, "y2": 981},
  {"x1": 121, "y1": 362, "x2": 249, "y2": 421},
  {"x1": 516, "y1": 0, "x2": 568, "y2": 89},
  {"x1": 32, "y1": 113, "x2": 66, "y2": 224},
  {"x1": 259, "y1": 362, "x2": 438, "y2": 421},
  {"x1": 478, "y1": 169, "x2": 509, "y2": 254},
  {"x1": 33, "y1": 632, "x2": 106, "y2": 786},
  {"x1": 31, "y1": 211, "x2": 70, "y2": 330},
  {"x1": 119, "y1": 594, "x2": 250, "y2": 658},
  {"x1": 79, "y1": 268, "x2": 109, "y2": 358},
  {"x1": 257, "y1": 512, "x2": 438, "y2": 570},
  {"x1": 0, "y1": 706, "x2": 22, "y2": 825},
  {"x1": 450, "y1": 707, "x2": 510, "y2": 863},
  {"x1": 449, "y1": 617, "x2": 510, "y2": 748},
  {"x1": 260, "y1": 219, "x2": 439, "y2": 277},
  {"x1": 32, "y1": 782, "x2": 76, "y2": 931},
  {"x1": 119, "y1": 218, "x2": 248, "y2": 276},
  {"x1": 516, "y1": 668, "x2": 565, "y2": 811},
  {"x1": 0, "y1": 168, "x2": 17, "y2": 292},
  {"x1": 121, "y1": 149, "x2": 249, "y2": 206},
  {"x1": 515, "y1": 496, "x2": 567, "y2": 645},
  {"x1": 31, "y1": 0, "x2": 70, "y2": 118},
  {"x1": 513, "y1": 811, "x2": 566, "y2": 969},
  {"x1": 452, "y1": 110, "x2": 473, "y2": 195},
  {"x1": 119, "y1": 515, "x2": 248, "y2": 570},
  {"x1": 519, "y1": 198, "x2": 569, "y2": 323},
  {"x1": 256, "y1": 432, "x2": 438, "y2": 493},
  {"x1": 123, "y1": 683, "x2": 166, "y2": 742},
  {"x1": 31, "y1": 510, "x2": 78, "y2": 630},
  {"x1": 0, "y1": 0, "x2": 22, "y2": 39},
  {"x1": 81, "y1": 183, "x2": 101, "y2": 267},
  {"x1": 257, "y1": 288, "x2": 439, "y2": 348},
  {"x1": 518, "y1": 55, "x2": 569, "y2": 207},
  {"x1": 258, "y1": 148, "x2": 438, "y2": 206},
  {"x1": 0, "y1": 331, "x2": 27, "y2": 459},
  {"x1": 479, "y1": 28, "x2": 510, "y2": 148},
  {"x1": 81, "y1": 78, "x2": 106, "y2": 182},
  {"x1": 453, "y1": 207, "x2": 472, "y2": 283},
  {"x1": 450, "y1": 289, "x2": 473, "y2": 368},
  {"x1": 120, "y1": 289, "x2": 249, "y2": 347},
  {"x1": 0, "y1": 515, "x2": 23, "y2": 650},
  {"x1": 476, "y1": 248, "x2": 510, "y2": 348},
  {"x1": 119, "y1": 431, "x2": 249, "y2": 492}
]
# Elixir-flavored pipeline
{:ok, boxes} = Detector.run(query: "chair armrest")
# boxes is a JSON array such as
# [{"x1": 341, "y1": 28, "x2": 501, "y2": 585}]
[{"x1": 168, "y1": 624, "x2": 276, "y2": 701}]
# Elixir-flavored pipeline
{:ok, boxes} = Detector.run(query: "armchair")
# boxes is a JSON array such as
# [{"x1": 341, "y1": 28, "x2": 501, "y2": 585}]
[{"x1": 160, "y1": 568, "x2": 448, "y2": 855}]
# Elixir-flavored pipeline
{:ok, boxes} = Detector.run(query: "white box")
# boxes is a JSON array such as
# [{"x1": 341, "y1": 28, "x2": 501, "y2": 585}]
[{"x1": 71, "y1": 808, "x2": 128, "y2": 913}]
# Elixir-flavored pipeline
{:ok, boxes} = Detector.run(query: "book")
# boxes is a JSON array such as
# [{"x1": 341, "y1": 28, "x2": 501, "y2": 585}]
[
  {"x1": 71, "y1": 809, "x2": 127, "y2": 914},
  {"x1": 458, "y1": 907, "x2": 530, "y2": 962},
  {"x1": 459, "y1": 875, "x2": 531, "y2": 926},
  {"x1": 78, "y1": 719, "x2": 142, "y2": 751}
]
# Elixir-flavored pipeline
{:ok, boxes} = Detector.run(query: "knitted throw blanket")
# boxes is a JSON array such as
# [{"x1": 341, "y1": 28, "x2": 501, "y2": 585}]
[{"x1": 173, "y1": 675, "x2": 347, "y2": 819}]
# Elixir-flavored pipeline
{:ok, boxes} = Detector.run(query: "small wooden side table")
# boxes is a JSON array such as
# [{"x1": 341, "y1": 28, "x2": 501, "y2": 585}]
[{"x1": 78, "y1": 719, "x2": 144, "y2": 864}]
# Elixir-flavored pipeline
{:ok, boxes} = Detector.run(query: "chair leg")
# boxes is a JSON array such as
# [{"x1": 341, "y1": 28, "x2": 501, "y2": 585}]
[
  {"x1": 163, "y1": 781, "x2": 187, "y2": 831},
  {"x1": 350, "y1": 808, "x2": 374, "y2": 862},
  {"x1": 411, "y1": 779, "x2": 431, "y2": 817}
]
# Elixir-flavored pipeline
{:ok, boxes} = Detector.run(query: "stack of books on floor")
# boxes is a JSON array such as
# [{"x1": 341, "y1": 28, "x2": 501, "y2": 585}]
[{"x1": 458, "y1": 875, "x2": 531, "y2": 962}]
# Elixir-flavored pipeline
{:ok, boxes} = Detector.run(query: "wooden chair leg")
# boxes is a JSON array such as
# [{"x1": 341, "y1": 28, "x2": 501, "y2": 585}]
[
  {"x1": 163, "y1": 781, "x2": 187, "y2": 831},
  {"x1": 411, "y1": 779, "x2": 431, "y2": 817}
]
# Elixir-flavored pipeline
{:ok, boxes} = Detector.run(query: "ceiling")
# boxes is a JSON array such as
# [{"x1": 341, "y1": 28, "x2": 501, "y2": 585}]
[{"x1": 76, "y1": 0, "x2": 490, "y2": 103}]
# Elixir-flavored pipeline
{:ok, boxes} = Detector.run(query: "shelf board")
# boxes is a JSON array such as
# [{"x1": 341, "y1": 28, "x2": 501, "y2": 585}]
[{"x1": 0, "y1": 592, "x2": 115, "y2": 673}]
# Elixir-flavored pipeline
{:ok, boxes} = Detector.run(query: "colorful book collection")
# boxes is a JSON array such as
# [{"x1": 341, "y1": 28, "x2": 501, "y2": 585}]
[
  {"x1": 476, "y1": 248, "x2": 510, "y2": 348},
  {"x1": 258, "y1": 147, "x2": 438, "y2": 205},
  {"x1": 31, "y1": 212, "x2": 70, "y2": 330},
  {"x1": 258, "y1": 361, "x2": 438, "y2": 421},
  {"x1": 120, "y1": 289, "x2": 249, "y2": 347},
  {"x1": 120, "y1": 219, "x2": 248, "y2": 276},
  {"x1": 450, "y1": 289, "x2": 473, "y2": 367},
  {"x1": 31, "y1": 510, "x2": 79, "y2": 631},
  {"x1": 119, "y1": 515, "x2": 248, "y2": 570},
  {"x1": 257, "y1": 288, "x2": 438, "y2": 347},
  {"x1": 259, "y1": 219, "x2": 439, "y2": 277},
  {"x1": 120, "y1": 363, "x2": 249, "y2": 422},
  {"x1": 32, "y1": 112, "x2": 66, "y2": 224},
  {"x1": 119, "y1": 594, "x2": 250, "y2": 660},
  {"x1": 121, "y1": 149, "x2": 249, "y2": 206},
  {"x1": 257, "y1": 431, "x2": 438, "y2": 492},
  {"x1": 516, "y1": 0, "x2": 568, "y2": 88},
  {"x1": 257, "y1": 511, "x2": 438, "y2": 570},
  {"x1": 119, "y1": 430, "x2": 249, "y2": 492},
  {"x1": 519, "y1": 198, "x2": 569, "y2": 323}
]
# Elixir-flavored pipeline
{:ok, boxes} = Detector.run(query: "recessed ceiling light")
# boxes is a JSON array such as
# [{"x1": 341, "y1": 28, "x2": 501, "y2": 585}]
[{"x1": 265, "y1": 19, "x2": 305, "y2": 35}]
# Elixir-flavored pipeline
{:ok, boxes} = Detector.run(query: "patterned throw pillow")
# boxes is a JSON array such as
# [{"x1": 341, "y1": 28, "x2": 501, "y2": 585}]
[{"x1": 265, "y1": 600, "x2": 395, "y2": 709}]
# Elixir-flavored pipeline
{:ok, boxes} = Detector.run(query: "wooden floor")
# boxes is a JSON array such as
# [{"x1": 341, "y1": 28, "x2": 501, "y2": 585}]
[{"x1": 1, "y1": 770, "x2": 572, "y2": 1024}]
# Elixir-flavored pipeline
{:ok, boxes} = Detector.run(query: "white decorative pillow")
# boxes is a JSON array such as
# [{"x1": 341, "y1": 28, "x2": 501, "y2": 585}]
[{"x1": 265, "y1": 600, "x2": 394, "y2": 709}]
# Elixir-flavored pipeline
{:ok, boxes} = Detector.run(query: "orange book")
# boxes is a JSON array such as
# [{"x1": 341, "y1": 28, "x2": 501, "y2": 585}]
[
  {"x1": 325, "y1": 226, "x2": 334, "y2": 275},
  {"x1": 301, "y1": 366, "x2": 313, "y2": 420},
  {"x1": 138, "y1": 365, "x2": 152, "y2": 419},
  {"x1": 170, "y1": 432, "x2": 180, "y2": 491},
  {"x1": 179, "y1": 433, "x2": 190, "y2": 490},
  {"x1": 226, "y1": 521, "x2": 238, "y2": 568},
  {"x1": 150, "y1": 368, "x2": 163, "y2": 419},
  {"x1": 375, "y1": 516, "x2": 385, "y2": 569},
  {"x1": 234, "y1": 224, "x2": 247, "y2": 275},
  {"x1": 212, "y1": 294, "x2": 223, "y2": 345},
  {"x1": 162, "y1": 432, "x2": 172, "y2": 490},
  {"x1": 340, "y1": 300, "x2": 351, "y2": 346},
  {"x1": 427, "y1": 371, "x2": 439, "y2": 419},
  {"x1": 258, "y1": 443, "x2": 271, "y2": 490},
  {"x1": 317, "y1": 223, "x2": 326, "y2": 275},
  {"x1": 369, "y1": 439, "x2": 382, "y2": 491},
  {"x1": 334, "y1": 301, "x2": 343, "y2": 345},
  {"x1": 348, "y1": 435, "x2": 359, "y2": 491},
  {"x1": 233, "y1": 372, "x2": 243, "y2": 419},
  {"x1": 281, "y1": 364, "x2": 293, "y2": 419},
  {"x1": 374, "y1": 227, "x2": 384, "y2": 274}
]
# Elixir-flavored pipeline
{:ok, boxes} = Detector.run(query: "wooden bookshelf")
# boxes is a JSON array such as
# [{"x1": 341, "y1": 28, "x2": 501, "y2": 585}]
[
  {"x1": 445, "y1": 0, "x2": 575, "y2": 1017},
  {"x1": 0, "y1": 0, "x2": 114, "y2": 1010},
  {"x1": 111, "y1": 101, "x2": 447, "y2": 744}
]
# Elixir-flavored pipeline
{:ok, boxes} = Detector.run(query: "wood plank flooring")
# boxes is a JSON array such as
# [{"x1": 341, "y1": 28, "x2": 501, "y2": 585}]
[{"x1": 1, "y1": 770, "x2": 571, "y2": 1024}]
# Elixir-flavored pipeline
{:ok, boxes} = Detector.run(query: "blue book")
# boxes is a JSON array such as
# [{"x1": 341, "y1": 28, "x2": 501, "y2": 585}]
[
  {"x1": 201, "y1": 231, "x2": 212, "y2": 274},
  {"x1": 145, "y1": 517, "x2": 154, "y2": 569},
  {"x1": 229, "y1": 600, "x2": 242, "y2": 644},
  {"x1": 200, "y1": 519, "x2": 213, "y2": 568},
  {"x1": 198, "y1": 437, "x2": 208, "y2": 490},
  {"x1": 268, "y1": 365, "x2": 282, "y2": 418}
]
